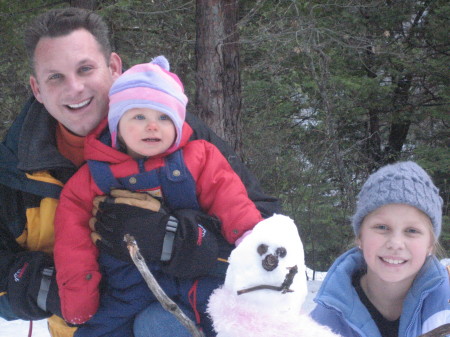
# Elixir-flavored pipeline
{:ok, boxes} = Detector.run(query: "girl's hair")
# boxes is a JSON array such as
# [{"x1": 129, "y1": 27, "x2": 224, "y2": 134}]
[{"x1": 431, "y1": 229, "x2": 446, "y2": 259}]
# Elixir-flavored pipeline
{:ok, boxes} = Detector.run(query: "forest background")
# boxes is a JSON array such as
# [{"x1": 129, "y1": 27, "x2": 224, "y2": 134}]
[{"x1": 1, "y1": 0, "x2": 448, "y2": 275}]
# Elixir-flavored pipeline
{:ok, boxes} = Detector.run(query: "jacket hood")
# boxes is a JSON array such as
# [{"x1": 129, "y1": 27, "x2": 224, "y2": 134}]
[{"x1": 84, "y1": 118, "x2": 193, "y2": 163}]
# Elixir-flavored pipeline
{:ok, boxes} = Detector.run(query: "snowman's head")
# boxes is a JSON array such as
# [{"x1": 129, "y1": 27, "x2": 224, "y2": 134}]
[{"x1": 224, "y1": 214, "x2": 307, "y2": 313}]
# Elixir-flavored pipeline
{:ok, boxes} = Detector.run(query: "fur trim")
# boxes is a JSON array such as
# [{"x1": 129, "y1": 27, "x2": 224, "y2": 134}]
[{"x1": 208, "y1": 287, "x2": 339, "y2": 337}]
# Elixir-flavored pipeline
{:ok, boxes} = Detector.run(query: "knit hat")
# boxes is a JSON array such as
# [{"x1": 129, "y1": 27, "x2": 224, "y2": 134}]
[
  {"x1": 352, "y1": 161, "x2": 443, "y2": 238},
  {"x1": 108, "y1": 56, "x2": 188, "y2": 148}
]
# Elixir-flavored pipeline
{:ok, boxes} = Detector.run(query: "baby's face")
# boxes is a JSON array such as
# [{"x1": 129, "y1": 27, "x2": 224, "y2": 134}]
[{"x1": 118, "y1": 107, "x2": 176, "y2": 159}]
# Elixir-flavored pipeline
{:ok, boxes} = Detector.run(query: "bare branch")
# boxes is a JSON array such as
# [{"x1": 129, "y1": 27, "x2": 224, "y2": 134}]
[{"x1": 124, "y1": 234, "x2": 205, "y2": 337}]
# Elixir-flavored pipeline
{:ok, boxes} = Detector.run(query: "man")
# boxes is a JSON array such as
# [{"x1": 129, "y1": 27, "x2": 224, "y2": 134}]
[{"x1": 0, "y1": 7, "x2": 279, "y2": 337}]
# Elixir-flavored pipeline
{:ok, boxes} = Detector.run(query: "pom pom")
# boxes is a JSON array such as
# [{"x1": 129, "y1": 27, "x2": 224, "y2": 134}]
[{"x1": 151, "y1": 55, "x2": 170, "y2": 71}]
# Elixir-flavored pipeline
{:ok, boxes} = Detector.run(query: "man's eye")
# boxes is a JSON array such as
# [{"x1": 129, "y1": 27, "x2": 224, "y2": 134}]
[
  {"x1": 48, "y1": 73, "x2": 62, "y2": 81},
  {"x1": 79, "y1": 66, "x2": 93, "y2": 73}
]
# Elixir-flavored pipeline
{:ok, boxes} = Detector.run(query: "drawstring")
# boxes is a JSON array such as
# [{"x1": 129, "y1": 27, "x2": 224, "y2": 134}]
[
  {"x1": 196, "y1": 226, "x2": 203, "y2": 245},
  {"x1": 188, "y1": 280, "x2": 201, "y2": 325},
  {"x1": 28, "y1": 320, "x2": 33, "y2": 337}
]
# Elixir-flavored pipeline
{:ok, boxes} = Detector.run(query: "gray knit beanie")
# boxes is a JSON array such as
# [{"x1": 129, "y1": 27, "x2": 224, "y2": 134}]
[{"x1": 352, "y1": 161, "x2": 443, "y2": 238}]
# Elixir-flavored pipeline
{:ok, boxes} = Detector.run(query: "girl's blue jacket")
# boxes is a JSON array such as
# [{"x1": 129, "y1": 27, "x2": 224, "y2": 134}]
[{"x1": 310, "y1": 247, "x2": 450, "y2": 337}]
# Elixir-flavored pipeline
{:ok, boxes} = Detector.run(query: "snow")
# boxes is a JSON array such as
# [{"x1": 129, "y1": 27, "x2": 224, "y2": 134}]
[
  {"x1": 0, "y1": 270, "x2": 327, "y2": 336},
  {"x1": 0, "y1": 318, "x2": 49, "y2": 337},
  {"x1": 1, "y1": 260, "x2": 445, "y2": 336}
]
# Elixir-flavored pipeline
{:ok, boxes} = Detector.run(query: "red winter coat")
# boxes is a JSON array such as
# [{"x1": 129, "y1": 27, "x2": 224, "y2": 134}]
[{"x1": 54, "y1": 118, "x2": 262, "y2": 324}]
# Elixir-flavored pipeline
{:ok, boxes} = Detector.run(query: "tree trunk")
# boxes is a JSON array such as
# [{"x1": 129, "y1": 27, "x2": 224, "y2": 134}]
[
  {"x1": 195, "y1": 0, "x2": 242, "y2": 155},
  {"x1": 363, "y1": 42, "x2": 382, "y2": 171},
  {"x1": 70, "y1": 0, "x2": 97, "y2": 10},
  {"x1": 384, "y1": 74, "x2": 413, "y2": 164}
]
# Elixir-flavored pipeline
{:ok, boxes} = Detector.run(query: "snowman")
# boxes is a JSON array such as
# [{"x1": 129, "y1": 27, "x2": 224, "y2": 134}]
[{"x1": 207, "y1": 214, "x2": 341, "y2": 337}]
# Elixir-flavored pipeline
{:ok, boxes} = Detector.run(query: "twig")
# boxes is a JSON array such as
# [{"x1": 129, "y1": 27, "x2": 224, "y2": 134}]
[
  {"x1": 237, "y1": 284, "x2": 294, "y2": 295},
  {"x1": 418, "y1": 323, "x2": 450, "y2": 337},
  {"x1": 237, "y1": 265, "x2": 298, "y2": 295},
  {"x1": 124, "y1": 234, "x2": 205, "y2": 337}
]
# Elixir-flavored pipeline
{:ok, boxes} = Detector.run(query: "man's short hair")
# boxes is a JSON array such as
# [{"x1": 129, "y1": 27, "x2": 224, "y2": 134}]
[{"x1": 25, "y1": 7, "x2": 112, "y2": 70}]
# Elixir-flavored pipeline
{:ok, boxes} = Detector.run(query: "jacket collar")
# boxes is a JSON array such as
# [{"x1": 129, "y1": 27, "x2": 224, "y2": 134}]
[
  {"x1": 17, "y1": 99, "x2": 75, "y2": 173},
  {"x1": 314, "y1": 248, "x2": 381, "y2": 337},
  {"x1": 400, "y1": 255, "x2": 447, "y2": 335}
]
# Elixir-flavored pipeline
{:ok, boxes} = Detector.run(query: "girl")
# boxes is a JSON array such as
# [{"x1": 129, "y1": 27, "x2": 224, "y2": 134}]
[{"x1": 310, "y1": 161, "x2": 449, "y2": 337}]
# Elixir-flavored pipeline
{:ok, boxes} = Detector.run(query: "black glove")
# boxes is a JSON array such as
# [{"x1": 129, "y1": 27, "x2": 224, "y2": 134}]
[
  {"x1": 161, "y1": 208, "x2": 220, "y2": 278},
  {"x1": 93, "y1": 201, "x2": 171, "y2": 263},
  {"x1": 7, "y1": 251, "x2": 62, "y2": 320},
  {"x1": 93, "y1": 196, "x2": 221, "y2": 278}
]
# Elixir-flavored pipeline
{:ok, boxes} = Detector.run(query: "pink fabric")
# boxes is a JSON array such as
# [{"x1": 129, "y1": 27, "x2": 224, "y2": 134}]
[{"x1": 234, "y1": 230, "x2": 253, "y2": 246}]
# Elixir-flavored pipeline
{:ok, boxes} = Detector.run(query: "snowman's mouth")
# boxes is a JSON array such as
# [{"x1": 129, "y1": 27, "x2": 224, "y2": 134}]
[{"x1": 236, "y1": 265, "x2": 299, "y2": 295}]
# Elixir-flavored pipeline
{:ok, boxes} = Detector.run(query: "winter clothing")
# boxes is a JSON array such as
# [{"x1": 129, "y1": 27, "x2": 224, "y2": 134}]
[
  {"x1": 310, "y1": 248, "x2": 450, "y2": 337},
  {"x1": 0, "y1": 98, "x2": 79, "y2": 337},
  {"x1": 74, "y1": 253, "x2": 222, "y2": 337},
  {"x1": 92, "y1": 201, "x2": 222, "y2": 278},
  {"x1": 352, "y1": 161, "x2": 443, "y2": 237},
  {"x1": 133, "y1": 301, "x2": 196, "y2": 337},
  {"x1": 54, "y1": 117, "x2": 263, "y2": 335},
  {"x1": 0, "y1": 96, "x2": 280, "y2": 337},
  {"x1": 108, "y1": 56, "x2": 187, "y2": 148}
]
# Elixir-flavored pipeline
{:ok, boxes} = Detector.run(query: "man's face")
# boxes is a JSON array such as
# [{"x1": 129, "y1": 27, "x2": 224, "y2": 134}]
[{"x1": 30, "y1": 28, "x2": 122, "y2": 136}]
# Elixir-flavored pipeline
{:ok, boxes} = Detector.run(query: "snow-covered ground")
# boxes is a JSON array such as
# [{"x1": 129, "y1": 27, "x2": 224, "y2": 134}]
[
  {"x1": 0, "y1": 281, "x2": 322, "y2": 336},
  {"x1": 0, "y1": 318, "x2": 49, "y2": 337},
  {"x1": 3, "y1": 260, "x2": 448, "y2": 337},
  {"x1": 0, "y1": 269, "x2": 326, "y2": 337}
]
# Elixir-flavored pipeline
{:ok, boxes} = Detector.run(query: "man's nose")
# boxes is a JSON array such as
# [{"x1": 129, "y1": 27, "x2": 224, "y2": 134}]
[{"x1": 66, "y1": 75, "x2": 84, "y2": 92}]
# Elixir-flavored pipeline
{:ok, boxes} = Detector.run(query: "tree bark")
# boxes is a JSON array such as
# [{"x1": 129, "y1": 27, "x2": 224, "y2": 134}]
[
  {"x1": 384, "y1": 74, "x2": 413, "y2": 164},
  {"x1": 195, "y1": 0, "x2": 242, "y2": 154},
  {"x1": 363, "y1": 40, "x2": 382, "y2": 170}
]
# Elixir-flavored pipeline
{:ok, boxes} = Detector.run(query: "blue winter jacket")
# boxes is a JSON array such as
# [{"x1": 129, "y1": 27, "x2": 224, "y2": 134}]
[{"x1": 310, "y1": 247, "x2": 450, "y2": 337}]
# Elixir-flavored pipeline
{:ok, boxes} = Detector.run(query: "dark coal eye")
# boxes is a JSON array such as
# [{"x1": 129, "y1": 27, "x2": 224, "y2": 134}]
[
  {"x1": 257, "y1": 244, "x2": 268, "y2": 256},
  {"x1": 276, "y1": 247, "x2": 287, "y2": 258}
]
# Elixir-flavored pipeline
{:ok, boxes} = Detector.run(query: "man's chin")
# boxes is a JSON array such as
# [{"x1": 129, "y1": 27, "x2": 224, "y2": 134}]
[{"x1": 63, "y1": 121, "x2": 99, "y2": 137}]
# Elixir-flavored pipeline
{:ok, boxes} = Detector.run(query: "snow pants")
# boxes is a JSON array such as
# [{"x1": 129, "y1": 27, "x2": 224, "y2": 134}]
[{"x1": 74, "y1": 252, "x2": 223, "y2": 337}]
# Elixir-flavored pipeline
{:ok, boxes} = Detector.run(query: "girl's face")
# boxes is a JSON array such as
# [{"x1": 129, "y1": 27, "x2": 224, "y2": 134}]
[
  {"x1": 118, "y1": 107, "x2": 176, "y2": 159},
  {"x1": 357, "y1": 203, "x2": 434, "y2": 285}
]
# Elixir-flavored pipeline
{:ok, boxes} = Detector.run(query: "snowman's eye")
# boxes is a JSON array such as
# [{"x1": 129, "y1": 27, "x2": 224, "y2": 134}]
[
  {"x1": 276, "y1": 247, "x2": 287, "y2": 258},
  {"x1": 257, "y1": 244, "x2": 268, "y2": 255}
]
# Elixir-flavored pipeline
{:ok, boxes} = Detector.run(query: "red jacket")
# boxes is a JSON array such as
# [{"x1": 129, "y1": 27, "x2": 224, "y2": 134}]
[{"x1": 54, "y1": 118, "x2": 262, "y2": 324}]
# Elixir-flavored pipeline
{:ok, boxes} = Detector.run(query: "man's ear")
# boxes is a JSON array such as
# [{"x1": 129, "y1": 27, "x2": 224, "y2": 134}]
[
  {"x1": 29, "y1": 75, "x2": 43, "y2": 103},
  {"x1": 109, "y1": 52, "x2": 123, "y2": 80}
]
